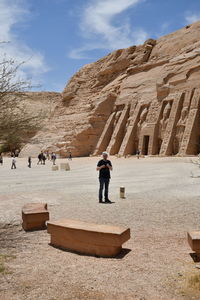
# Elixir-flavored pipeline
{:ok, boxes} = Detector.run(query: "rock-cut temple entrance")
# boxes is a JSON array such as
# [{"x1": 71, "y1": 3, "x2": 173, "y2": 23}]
[{"x1": 142, "y1": 135, "x2": 150, "y2": 155}]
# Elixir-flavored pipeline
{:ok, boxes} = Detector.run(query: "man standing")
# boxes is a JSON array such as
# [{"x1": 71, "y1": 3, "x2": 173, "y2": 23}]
[
  {"x1": 136, "y1": 149, "x2": 140, "y2": 159},
  {"x1": 52, "y1": 153, "x2": 56, "y2": 165},
  {"x1": 37, "y1": 152, "x2": 43, "y2": 165},
  {"x1": 68, "y1": 151, "x2": 72, "y2": 160},
  {"x1": 97, "y1": 152, "x2": 112, "y2": 203},
  {"x1": 0, "y1": 153, "x2": 3, "y2": 166},
  {"x1": 28, "y1": 156, "x2": 31, "y2": 168},
  {"x1": 11, "y1": 156, "x2": 16, "y2": 169}
]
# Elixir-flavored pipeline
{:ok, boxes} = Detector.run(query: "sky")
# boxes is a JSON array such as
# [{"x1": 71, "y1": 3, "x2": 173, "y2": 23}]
[{"x1": 0, "y1": 0, "x2": 200, "y2": 92}]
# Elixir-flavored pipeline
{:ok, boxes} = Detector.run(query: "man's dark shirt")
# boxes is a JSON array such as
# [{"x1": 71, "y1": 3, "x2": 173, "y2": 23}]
[{"x1": 97, "y1": 159, "x2": 112, "y2": 179}]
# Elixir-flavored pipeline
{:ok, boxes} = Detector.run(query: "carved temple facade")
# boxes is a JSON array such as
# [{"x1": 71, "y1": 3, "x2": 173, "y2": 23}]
[{"x1": 93, "y1": 89, "x2": 200, "y2": 156}]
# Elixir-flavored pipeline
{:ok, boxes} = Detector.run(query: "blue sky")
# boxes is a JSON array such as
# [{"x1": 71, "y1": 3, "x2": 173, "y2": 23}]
[{"x1": 0, "y1": 0, "x2": 200, "y2": 92}]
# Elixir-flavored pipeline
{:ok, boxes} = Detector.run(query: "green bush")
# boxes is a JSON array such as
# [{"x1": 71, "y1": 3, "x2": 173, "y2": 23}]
[{"x1": 0, "y1": 143, "x2": 11, "y2": 153}]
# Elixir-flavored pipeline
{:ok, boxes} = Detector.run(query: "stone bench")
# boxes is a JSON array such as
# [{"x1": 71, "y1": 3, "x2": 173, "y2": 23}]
[
  {"x1": 60, "y1": 163, "x2": 70, "y2": 171},
  {"x1": 52, "y1": 165, "x2": 59, "y2": 171},
  {"x1": 187, "y1": 231, "x2": 200, "y2": 253},
  {"x1": 22, "y1": 203, "x2": 49, "y2": 231},
  {"x1": 47, "y1": 219, "x2": 130, "y2": 257}
]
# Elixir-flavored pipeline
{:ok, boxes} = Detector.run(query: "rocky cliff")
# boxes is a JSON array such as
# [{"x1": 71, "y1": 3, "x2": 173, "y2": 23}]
[{"x1": 21, "y1": 21, "x2": 200, "y2": 157}]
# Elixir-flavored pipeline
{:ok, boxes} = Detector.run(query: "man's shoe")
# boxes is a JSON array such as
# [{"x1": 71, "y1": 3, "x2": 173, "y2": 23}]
[
  {"x1": 99, "y1": 200, "x2": 103, "y2": 203},
  {"x1": 105, "y1": 199, "x2": 112, "y2": 203}
]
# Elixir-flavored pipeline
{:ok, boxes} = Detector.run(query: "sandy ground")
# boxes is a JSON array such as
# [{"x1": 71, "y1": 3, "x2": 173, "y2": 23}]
[{"x1": 1, "y1": 156, "x2": 200, "y2": 300}]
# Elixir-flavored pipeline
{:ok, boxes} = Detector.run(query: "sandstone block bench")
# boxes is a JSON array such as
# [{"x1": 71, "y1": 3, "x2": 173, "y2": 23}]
[
  {"x1": 52, "y1": 165, "x2": 59, "y2": 171},
  {"x1": 187, "y1": 231, "x2": 200, "y2": 253},
  {"x1": 47, "y1": 219, "x2": 130, "y2": 257},
  {"x1": 22, "y1": 203, "x2": 49, "y2": 231},
  {"x1": 60, "y1": 163, "x2": 70, "y2": 171}
]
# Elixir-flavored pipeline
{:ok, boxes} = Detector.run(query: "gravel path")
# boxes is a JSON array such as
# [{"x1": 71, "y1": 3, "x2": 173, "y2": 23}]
[{"x1": 0, "y1": 156, "x2": 200, "y2": 300}]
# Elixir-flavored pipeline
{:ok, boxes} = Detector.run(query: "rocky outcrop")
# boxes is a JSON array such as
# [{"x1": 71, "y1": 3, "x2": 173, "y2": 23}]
[
  {"x1": 21, "y1": 21, "x2": 200, "y2": 157},
  {"x1": 19, "y1": 92, "x2": 61, "y2": 156}
]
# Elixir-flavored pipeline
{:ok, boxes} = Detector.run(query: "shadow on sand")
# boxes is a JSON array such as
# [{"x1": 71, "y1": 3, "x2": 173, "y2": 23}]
[
  {"x1": 49, "y1": 243, "x2": 131, "y2": 259},
  {"x1": 190, "y1": 252, "x2": 200, "y2": 263}
]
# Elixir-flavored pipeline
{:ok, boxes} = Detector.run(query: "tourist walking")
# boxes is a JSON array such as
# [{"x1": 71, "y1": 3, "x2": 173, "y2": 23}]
[
  {"x1": 28, "y1": 156, "x2": 31, "y2": 168},
  {"x1": 68, "y1": 151, "x2": 72, "y2": 160},
  {"x1": 42, "y1": 153, "x2": 46, "y2": 165},
  {"x1": 96, "y1": 152, "x2": 112, "y2": 203},
  {"x1": 52, "y1": 153, "x2": 56, "y2": 165},
  {"x1": 37, "y1": 152, "x2": 43, "y2": 165},
  {"x1": 0, "y1": 154, "x2": 3, "y2": 166},
  {"x1": 11, "y1": 156, "x2": 16, "y2": 169},
  {"x1": 136, "y1": 149, "x2": 140, "y2": 159}
]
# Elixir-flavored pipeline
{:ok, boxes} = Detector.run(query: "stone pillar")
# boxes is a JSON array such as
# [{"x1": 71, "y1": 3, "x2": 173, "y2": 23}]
[
  {"x1": 93, "y1": 112, "x2": 116, "y2": 155},
  {"x1": 118, "y1": 104, "x2": 141, "y2": 156},
  {"x1": 180, "y1": 88, "x2": 200, "y2": 155},
  {"x1": 159, "y1": 93, "x2": 184, "y2": 156},
  {"x1": 106, "y1": 105, "x2": 130, "y2": 155},
  {"x1": 173, "y1": 89, "x2": 193, "y2": 155}
]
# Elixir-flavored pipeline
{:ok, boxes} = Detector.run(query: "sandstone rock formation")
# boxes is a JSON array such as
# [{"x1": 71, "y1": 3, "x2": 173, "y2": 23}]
[
  {"x1": 19, "y1": 92, "x2": 61, "y2": 156},
  {"x1": 21, "y1": 21, "x2": 200, "y2": 157}
]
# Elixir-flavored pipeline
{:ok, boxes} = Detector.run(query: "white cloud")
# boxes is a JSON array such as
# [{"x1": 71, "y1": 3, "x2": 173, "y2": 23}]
[
  {"x1": 0, "y1": 0, "x2": 48, "y2": 83},
  {"x1": 185, "y1": 13, "x2": 200, "y2": 24},
  {"x1": 69, "y1": 0, "x2": 148, "y2": 59}
]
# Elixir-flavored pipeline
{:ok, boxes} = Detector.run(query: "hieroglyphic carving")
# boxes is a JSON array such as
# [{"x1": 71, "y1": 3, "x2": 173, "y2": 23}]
[{"x1": 146, "y1": 101, "x2": 160, "y2": 123}]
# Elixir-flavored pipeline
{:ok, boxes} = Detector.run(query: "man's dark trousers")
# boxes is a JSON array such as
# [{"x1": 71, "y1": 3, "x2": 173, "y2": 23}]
[
  {"x1": 99, "y1": 177, "x2": 110, "y2": 202},
  {"x1": 11, "y1": 163, "x2": 16, "y2": 169}
]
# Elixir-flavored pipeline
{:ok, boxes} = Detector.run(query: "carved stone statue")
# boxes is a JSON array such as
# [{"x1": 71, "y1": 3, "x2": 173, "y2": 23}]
[
  {"x1": 124, "y1": 117, "x2": 131, "y2": 134},
  {"x1": 137, "y1": 107, "x2": 148, "y2": 135},
  {"x1": 159, "y1": 102, "x2": 171, "y2": 141},
  {"x1": 113, "y1": 110, "x2": 122, "y2": 128},
  {"x1": 135, "y1": 107, "x2": 148, "y2": 151},
  {"x1": 173, "y1": 106, "x2": 188, "y2": 154}
]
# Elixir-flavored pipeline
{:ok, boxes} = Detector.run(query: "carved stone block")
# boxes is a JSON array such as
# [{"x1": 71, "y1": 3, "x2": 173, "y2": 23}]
[
  {"x1": 22, "y1": 203, "x2": 49, "y2": 231},
  {"x1": 47, "y1": 219, "x2": 130, "y2": 257}
]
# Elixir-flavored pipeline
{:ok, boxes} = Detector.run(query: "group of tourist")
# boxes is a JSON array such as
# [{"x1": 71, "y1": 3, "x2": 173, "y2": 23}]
[
  {"x1": 0, "y1": 149, "x2": 113, "y2": 203},
  {"x1": 0, "y1": 150, "x2": 73, "y2": 169},
  {"x1": 37, "y1": 151, "x2": 57, "y2": 165},
  {"x1": 0, "y1": 149, "x2": 115, "y2": 204}
]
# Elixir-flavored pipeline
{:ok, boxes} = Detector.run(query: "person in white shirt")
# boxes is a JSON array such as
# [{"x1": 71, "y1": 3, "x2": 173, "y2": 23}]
[{"x1": 11, "y1": 156, "x2": 16, "y2": 169}]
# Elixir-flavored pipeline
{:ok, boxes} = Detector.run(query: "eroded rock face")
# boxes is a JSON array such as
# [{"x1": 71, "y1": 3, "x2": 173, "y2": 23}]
[
  {"x1": 21, "y1": 21, "x2": 200, "y2": 157},
  {"x1": 19, "y1": 92, "x2": 61, "y2": 157}
]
